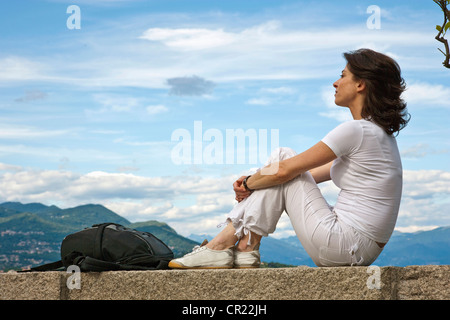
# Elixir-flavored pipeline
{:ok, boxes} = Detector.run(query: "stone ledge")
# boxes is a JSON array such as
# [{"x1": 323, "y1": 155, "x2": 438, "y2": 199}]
[{"x1": 0, "y1": 265, "x2": 448, "y2": 300}]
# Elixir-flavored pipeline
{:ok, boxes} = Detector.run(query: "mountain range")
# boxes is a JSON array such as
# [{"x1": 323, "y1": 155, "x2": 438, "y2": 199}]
[{"x1": 0, "y1": 201, "x2": 449, "y2": 271}]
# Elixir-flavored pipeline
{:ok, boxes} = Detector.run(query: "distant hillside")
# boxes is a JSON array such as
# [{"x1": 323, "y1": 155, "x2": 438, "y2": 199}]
[
  {"x1": 374, "y1": 226, "x2": 450, "y2": 266},
  {"x1": 127, "y1": 220, "x2": 199, "y2": 258},
  {"x1": 276, "y1": 227, "x2": 450, "y2": 266},
  {"x1": 0, "y1": 202, "x2": 199, "y2": 271},
  {"x1": 0, "y1": 201, "x2": 130, "y2": 229}
]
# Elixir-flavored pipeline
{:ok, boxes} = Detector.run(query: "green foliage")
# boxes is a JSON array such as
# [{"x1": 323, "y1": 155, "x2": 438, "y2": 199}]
[
  {"x1": 445, "y1": 21, "x2": 450, "y2": 32},
  {"x1": 437, "y1": 21, "x2": 450, "y2": 34}
]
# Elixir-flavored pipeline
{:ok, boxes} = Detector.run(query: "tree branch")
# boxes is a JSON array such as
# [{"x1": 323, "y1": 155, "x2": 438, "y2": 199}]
[{"x1": 434, "y1": 0, "x2": 450, "y2": 68}]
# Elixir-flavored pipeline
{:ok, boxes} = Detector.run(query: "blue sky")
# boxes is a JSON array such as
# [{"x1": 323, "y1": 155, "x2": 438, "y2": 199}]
[{"x1": 0, "y1": 0, "x2": 449, "y2": 238}]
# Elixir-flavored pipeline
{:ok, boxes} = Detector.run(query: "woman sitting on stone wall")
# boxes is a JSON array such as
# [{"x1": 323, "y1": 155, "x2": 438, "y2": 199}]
[{"x1": 169, "y1": 48, "x2": 410, "y2": 269}]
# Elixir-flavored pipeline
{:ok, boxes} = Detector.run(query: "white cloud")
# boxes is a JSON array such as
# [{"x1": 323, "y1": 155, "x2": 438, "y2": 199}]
[
  {"x1": 245, "y1": 86, "x2": 298, "y2": 107},
  {"x1": 395, "y1": 170, "x2": 450, "y2": 231},
  {"x1": 395, "y1": 225, "x2": 439, "y2": 233},
  {"x1": 246, "y1": 98, "x2": 271, "y2": 106},
  {"x1": 0, "y1": 163, "x2": 22, "y2": 172},
  {"x1": 140, "y1": 20, "x2": 433, "y2": 61},
  {"x1": 0, "y1": 164, "x2": 236, "y2": 235},
  {"x1": 0, "y1": 18, "x2": 438, "y2": 90},
  {"x1": 319, "y1": 180, "x2": 340, "y2": 205},
  {"x1": 0, "y1": 123, "x2": 71, "y2": 140},
  {"x1": 319, "y1": 86, "x2": 353, "y2": 122},
  {"x1": 400, "y1": 143, "x2": 430, "y2": 159},
  {"x1": 261, "y1": 87, "x2": 296, "y2": 95},
  {"x1": 403, "y1": 82, "x2": 450, "y2": 108},
  {"x1": 146, "y1": 104, "x2": 168, "y2": 115},
  {"x1": 401, "y1": 143, "x2": 450, "y2": 159},
  {"x1": 403, "y1": 170, "x2": 450, "y2": 197},
  {"x1": 1, "y1": 163, "x2": 448, "y2": 237},
  {"x1": 318, "y1": 110, "x2": 353, "y2": 123},
  {"x1": 92, "y1": 93, "x2": 140, "y2": 113},
  {"x1": 0, "y1": 57, "x2": 45, "y2": 83},
  {"x1": 140, "y1": 28, "x2": 235, "y2": 51}
]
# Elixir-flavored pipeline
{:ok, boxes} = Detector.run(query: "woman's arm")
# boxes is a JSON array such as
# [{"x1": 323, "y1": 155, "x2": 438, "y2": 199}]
[
  {"x1": 309, "y1": 160, "x2": 333, "y2": 184},
  {"x1": 245, "y1": 141, "x2": 336, "y2": 191}
]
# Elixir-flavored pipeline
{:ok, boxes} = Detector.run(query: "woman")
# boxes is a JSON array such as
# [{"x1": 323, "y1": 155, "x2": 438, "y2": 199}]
[{"x1": 169, "y1": 48, "x2": 410, "y2": 269}]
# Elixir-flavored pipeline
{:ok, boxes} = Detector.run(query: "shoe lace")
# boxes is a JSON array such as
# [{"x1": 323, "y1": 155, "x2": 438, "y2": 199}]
[{"x1": 186, "y1": 239, "x2": 208, "y2": 256}]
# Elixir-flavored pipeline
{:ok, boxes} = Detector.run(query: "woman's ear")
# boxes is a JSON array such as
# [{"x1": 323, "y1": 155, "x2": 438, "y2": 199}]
[{"x1": 356, "y1": 79, "x2": 366, "y2": 93}]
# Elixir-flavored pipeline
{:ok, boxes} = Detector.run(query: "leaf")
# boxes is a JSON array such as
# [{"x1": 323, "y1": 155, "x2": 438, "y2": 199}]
[
  {"x1": 445, "y1": 21, "x2": 450, "y2": 32},
  {"x1": 436, "y1": 25, "x2": 442, "y2": 32}
]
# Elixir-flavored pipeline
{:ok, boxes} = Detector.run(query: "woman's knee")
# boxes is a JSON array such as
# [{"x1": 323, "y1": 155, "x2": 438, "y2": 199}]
[{"x1": 266, "y1": 147, "x2": 297, "y2": 164}]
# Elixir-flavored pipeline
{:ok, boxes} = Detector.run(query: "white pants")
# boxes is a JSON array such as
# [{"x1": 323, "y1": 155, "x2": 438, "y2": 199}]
[{"x1": 226, "y1": 147, "x2": 383, "y2": 267}]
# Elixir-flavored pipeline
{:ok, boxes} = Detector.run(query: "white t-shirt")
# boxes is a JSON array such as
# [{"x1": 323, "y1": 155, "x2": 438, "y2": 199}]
[{"x1": 322, "y1": 119, "x2": 402, "y2": 243}]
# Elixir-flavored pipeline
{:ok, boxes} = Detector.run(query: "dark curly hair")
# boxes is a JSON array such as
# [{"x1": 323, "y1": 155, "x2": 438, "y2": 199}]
[{"x1": 343, "y1": 48, "x2": 410, "y2": 136}]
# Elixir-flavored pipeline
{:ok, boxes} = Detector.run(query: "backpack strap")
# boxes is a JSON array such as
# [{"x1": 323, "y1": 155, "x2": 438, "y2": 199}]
[
  {"x1": 93, "y1": 223, "x2": 108, "y2": 261},
  {"x1": 18, "y1": 260, "x2": 64, "y2": 272},
  {"x1": 76, "y1": 256, "x2": 121, "y2": 272},
  {"x1": 76, "y1": 256, "x2": 163, "y2": 271},
  {"x1": 92, "y1": 223, "x2": 123, "y2": 261}
]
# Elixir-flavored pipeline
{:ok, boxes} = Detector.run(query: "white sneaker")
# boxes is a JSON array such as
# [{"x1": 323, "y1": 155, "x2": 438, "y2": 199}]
[
  {"x1": 168, "y1": 240, "x2": 234, "y2": 269},
  {"x1": 234, "y1": 249, "x2": 261, "y2": 268}
]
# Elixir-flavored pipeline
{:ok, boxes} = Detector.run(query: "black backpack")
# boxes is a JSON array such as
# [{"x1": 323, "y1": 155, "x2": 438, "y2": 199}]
[{"x1": 26, "y1": 223, "x2": 174, "y2": 272}]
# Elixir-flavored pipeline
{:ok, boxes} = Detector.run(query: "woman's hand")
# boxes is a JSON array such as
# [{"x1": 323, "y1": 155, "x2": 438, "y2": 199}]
[
  {"x1": 233, "y1": 176, "x2": 252, "y2": 202},
  {"x1": 232, "y1": 142, "x2": 336, "y2": 202}
]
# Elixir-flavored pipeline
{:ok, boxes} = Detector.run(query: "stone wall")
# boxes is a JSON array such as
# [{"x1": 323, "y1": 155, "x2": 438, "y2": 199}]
[{"x1": 0, "y1": 265, "x2": 448, "y2": 300}]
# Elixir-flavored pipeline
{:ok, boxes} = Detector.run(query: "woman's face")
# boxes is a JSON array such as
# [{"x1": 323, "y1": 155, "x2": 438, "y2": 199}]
[{"x1": 333, "y1": 65, "x2": 361, "y2": 108}]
